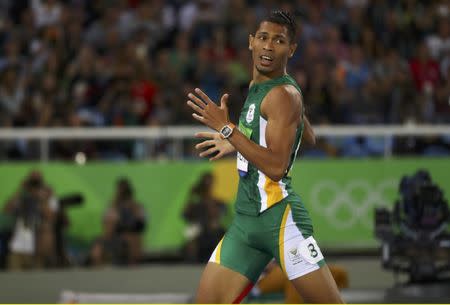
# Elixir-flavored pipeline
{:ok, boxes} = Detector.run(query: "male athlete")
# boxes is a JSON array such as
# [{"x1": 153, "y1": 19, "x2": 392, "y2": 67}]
[{"x1": 186, "y1": 11, "x2": 344, "y2": 304}]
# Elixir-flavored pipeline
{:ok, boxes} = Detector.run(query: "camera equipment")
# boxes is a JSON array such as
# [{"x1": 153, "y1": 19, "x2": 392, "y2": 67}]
[
  {"x1": 59, "y1": 193, "x2": 84, "y2": 207},
  {"x1": 374, "y1": 169, "x2": 450, "y2": 284}
]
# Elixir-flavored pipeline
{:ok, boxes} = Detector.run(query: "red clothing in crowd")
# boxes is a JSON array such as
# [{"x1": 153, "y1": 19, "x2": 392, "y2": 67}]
[
  {"x1": 409, "y1": 58, "x2": 441, "y2": 92},
  {"x1": 131, "y1": 80, "x2": 158, "y2": 118}
]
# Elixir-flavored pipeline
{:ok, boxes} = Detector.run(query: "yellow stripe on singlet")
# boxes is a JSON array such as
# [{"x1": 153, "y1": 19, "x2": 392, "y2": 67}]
[
  {"x1": 264, "y1": 176, "x2": 284, "y2": 208},
  {"x1": 279, "y1": 204, "x2": 291, "y2": 272},
  {"x1": 215, "y1": 238, "x2": 224, "y2": 264}
]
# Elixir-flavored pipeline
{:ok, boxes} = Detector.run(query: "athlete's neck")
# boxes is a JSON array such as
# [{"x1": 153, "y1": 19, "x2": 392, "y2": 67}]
[{"x1": 252, "y1": 67, "x2": 287, "y2": 84}]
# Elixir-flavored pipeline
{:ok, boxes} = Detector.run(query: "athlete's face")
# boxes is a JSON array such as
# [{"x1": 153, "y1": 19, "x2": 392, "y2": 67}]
[{"x1": 249, "y1": 21, "x2": 297, "y2": 76}]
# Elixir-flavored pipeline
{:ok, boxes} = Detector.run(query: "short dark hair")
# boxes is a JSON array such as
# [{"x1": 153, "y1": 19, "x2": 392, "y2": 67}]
[{"x1": 261, "y1": 10, "x2": 297, "y2": 43}]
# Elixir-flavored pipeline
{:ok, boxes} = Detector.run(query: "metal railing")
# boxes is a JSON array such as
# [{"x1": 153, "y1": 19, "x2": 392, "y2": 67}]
[{"x1": 0, "y1": 125, "x2": 449, "y2": 161}]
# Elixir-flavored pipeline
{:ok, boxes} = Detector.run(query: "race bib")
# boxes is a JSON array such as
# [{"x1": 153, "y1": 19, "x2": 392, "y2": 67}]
[
  {"x1": 237, "y1": 152, "x2": 249, "y2": 176},
  {"x1": 297, "y1": 236, "x2": 324, "y2": 265}
]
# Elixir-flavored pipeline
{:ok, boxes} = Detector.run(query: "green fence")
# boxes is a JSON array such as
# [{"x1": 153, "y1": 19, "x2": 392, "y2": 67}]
[{"x1": 0, "y1": 158, "x2": 448, "y2": 251}]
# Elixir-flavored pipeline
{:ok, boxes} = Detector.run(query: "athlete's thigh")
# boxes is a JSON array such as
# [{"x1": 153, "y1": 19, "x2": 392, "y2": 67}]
[
  {"x1": 290, "y1": 264, "x2": 344, "y2": 303},
  {"x1": 196, "y1": 225, "x2": 272, "y2": 303},
  {"x1": 274, "y1": 201, "x2": 343, "y2": 303},
  {"x1": 195, "y1": 262, "x2": 251, "y2": 304},
  {"x1": 272, "y1": 201, "x2": 321, "y2": 280}
]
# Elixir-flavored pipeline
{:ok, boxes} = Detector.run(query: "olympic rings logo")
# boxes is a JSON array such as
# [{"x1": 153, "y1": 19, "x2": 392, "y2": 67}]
[{"x1": 310, "y1": 179, "x2": 397, "y2": 229}]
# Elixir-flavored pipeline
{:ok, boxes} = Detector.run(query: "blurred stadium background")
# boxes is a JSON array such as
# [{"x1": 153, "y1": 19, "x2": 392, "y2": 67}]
[{"x1": 0, "y1": 0, "x2": 449, "y2": 303}]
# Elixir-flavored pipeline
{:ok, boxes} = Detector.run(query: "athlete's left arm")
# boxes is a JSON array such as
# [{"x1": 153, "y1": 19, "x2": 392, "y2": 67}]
[
  {"x1": 302, "y1": 115, "x2": 316, "y2": 146},
  {"x1": 187, "y1": 86, "x2": 301, "y2": 182}
]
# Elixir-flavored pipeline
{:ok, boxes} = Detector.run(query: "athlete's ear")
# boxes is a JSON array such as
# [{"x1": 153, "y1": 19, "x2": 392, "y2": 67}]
[
  {"x1": 289, "y1": 43, "x2": 297, "y2": 58},
  {"x1": 249, "y1": 34, "x2": 254, "y2": 51}
]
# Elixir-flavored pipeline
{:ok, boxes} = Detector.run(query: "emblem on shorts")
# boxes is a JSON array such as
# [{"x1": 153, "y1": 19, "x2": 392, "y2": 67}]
[
  {"x1": 246, "y1": 104, "x2": 255, "y2": 123},
  {"x1": 288, "y1": 247, "x2": 303, "y2": 265}
]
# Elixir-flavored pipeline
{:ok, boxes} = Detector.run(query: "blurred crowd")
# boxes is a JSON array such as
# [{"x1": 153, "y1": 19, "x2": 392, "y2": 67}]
[{"x1": 0, "y1": 0, "x2": 450, "y2": 159}]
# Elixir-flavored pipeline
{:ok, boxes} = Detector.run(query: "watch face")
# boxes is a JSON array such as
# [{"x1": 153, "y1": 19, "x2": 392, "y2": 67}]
[{"x1": 222, "y1": 126, "x2": 232, "y2": 137}]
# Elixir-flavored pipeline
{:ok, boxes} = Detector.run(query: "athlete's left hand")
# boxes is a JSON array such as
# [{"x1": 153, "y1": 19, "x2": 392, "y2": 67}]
[{"x1": 187, "y1": 88, "x2": 231, "y2": 131}]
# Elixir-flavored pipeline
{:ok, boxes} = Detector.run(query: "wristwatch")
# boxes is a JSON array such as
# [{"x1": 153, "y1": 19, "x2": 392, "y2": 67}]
[{"x1": 219, "y1": 123, "x2": 235, "y2": 139}]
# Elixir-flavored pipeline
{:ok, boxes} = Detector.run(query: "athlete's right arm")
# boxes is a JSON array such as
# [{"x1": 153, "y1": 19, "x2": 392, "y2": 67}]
[
  {"x1": 194, "y1": 132, "x2": 236, "y2": 161},
  {"x1": 186, "y1": 86, "x2": 300, "y2": 181},
  {"x1": 226, "y1": 86, "x2": 301, "y2": 182}
]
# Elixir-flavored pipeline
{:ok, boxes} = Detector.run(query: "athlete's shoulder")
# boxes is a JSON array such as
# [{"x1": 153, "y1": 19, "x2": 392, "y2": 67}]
[{"x1": 265, "y1": 83, "x2": 302, "y2": 109}]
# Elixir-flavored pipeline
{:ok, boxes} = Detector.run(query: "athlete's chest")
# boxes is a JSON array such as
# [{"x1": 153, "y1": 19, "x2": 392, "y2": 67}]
[{"x1": 239, "y1": 90, "x2": 263, "y2": 131}]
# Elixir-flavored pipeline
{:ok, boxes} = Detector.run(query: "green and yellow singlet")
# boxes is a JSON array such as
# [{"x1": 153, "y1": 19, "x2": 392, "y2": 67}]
[{"x1": 235, "y1": 74, "x2": 304, "y2": 216}]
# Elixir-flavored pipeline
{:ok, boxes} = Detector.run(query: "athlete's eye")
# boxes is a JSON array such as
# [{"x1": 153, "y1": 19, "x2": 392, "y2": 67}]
[{"x1": 276, "y1": 39, "x2": 285, "y2": 44}]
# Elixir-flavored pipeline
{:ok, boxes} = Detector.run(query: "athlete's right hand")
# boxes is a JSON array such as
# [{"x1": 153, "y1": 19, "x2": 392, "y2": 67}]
[{"x1": 195, "y1": 132, "x2": 236, "y2": 161}]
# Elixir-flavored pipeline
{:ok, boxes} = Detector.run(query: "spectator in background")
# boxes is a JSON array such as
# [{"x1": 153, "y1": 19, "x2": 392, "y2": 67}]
[
  {"x1": 301, "y1": 5, "x2": 328, "y2": 42},
  {"x1": 373, "y1": 48, "x2": 411, "y2": 123},
  {"x1": 89, "y1": 206, "x2": 128, "y2": 266},
  {"x1": 409, "y1": 41, "x2": 441, "y2": 93},
  {"x1": 304, "y1": 61, "x2": 333, "y2": 124},
  {"x1": 0, "y1": 65, "x2": 26, "y2": 126},
  {"x1": 434, "y1": 63, "x2": 450, "y2": 122},
  {"x1": 31, "y1": 0, "x2": 62, "y2": 29},
  {"x1": 426, "y1": 18, "x2": 450, "y2": 61},
  {"x1": 110, "y1": 177, "x2": 147, "y2": 264},
  {"x1": 342, "y1": 45, "x2": 371, "y2": 92},
  {"x1": 182, "y1": 172, "x2": 227, "y2": 263},
  {"x1": 179, "y1": 0, "x2": 220, "y2": 42},
  {"x1": 90, "y1": 177, "x2": 146, "y2": 266},
  {"x1": 323, "y1": 26, "x2": 350, "y2": 63},
  {"x1": 0, "y1": 38, "x2": 26, "y2": 71},
  {"x1": 340, "y1": 5, "x2": 365, "y2": 44},
  {"x1": 84, "y1": 5, "x2": 120, "y2": 51},
  {"x1": 2, "y1": 170, "x2": 58, "y2": 270},
  {"x1": 119, "y1": 0, "x2": 175, "y2": 52}
]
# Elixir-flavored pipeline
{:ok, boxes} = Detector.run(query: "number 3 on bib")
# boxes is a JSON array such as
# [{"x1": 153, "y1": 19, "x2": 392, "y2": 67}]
[{"x1": 298, "y1": 236, "x2": 324, "y2": 264}]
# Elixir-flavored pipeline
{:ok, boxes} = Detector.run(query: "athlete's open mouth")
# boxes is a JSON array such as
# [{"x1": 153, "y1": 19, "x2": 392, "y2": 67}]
[
  {"x1": 260, "y1": 55, "x2": 273, "y2": 61},
  {"x1": 260, "y1": 55, "x2": 274, "y2": 66}
]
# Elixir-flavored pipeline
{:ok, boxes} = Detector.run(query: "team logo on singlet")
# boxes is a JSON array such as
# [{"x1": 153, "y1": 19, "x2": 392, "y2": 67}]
[{"x1": 246, "y1": 104, "x2": 255, "y2": 123}]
